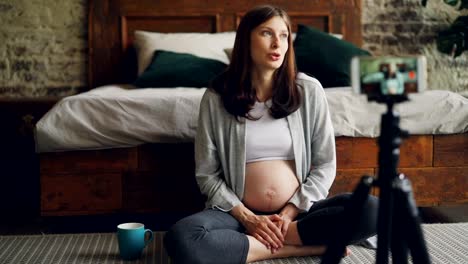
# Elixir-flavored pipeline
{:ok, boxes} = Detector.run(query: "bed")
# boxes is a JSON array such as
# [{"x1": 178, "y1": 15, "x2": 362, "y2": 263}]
[{"x1": 36, "y1": 0, "x2": 468, "y2": 216}]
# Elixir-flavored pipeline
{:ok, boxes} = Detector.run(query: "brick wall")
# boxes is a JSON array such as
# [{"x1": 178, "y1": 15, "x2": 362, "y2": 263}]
[
  {"x1": 0, "y1": 0, "x2": 87, "y2": 97},
  {"x1": 0, "y1": 0, "x2": 466, "y2": 97}
]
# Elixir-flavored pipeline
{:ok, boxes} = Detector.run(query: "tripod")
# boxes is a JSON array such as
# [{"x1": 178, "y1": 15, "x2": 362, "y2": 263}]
[{"x1": 321, "y1": 95, "x2": 431, "y2": 264}]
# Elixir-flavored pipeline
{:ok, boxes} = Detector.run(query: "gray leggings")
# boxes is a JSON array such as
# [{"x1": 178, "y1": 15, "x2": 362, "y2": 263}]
[{"x1": 164, "y1": 193, "x2": 378, "y2": 264}]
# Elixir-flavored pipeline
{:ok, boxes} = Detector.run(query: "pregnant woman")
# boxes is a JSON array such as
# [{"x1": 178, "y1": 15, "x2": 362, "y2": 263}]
[{"x1": 164, "y1": 5, "x2": 378, "y2": 264}]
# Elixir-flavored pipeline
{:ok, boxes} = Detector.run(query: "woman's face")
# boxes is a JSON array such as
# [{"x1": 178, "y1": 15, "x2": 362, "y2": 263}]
[{"x1": 250, "y1": 16, "x2": 289, "y2": 73}]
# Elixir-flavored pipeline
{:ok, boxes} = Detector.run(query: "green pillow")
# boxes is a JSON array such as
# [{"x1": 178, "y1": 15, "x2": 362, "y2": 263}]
[
  {"x1": 294, "y1": 24, "x2": 371, "y2": 87},
  {"x1": 134, "y1": 50, "x2": 227, "y2": 88}
]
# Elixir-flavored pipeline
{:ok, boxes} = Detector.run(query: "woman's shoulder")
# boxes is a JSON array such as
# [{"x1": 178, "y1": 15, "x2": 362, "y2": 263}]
[
  {"x1": 202, "y1": 72, "x2": 226, "y2": 103},
  {"x1": 201, "y1": 87, "x2": 231, "y2": 118},
  {"x1": 201, "y1": 87, "x2": 222, "y2": 105},
  {"x1": 296, "y1": 72, "x2": 324, "y2": 95},
  {"x1": 203, "y1": 87, "x2": 219, "y2": 97}
]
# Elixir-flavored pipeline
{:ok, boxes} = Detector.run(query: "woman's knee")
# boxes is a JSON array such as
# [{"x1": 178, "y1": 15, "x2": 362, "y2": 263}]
[
  {"x1": 357, "y1": 195, "x2": 379, "y2": 237},
  {"x1": 164, "y1": 222, "x2": 187, "y2": 256},
  {"x1": 364, "y1": 195, "x2": 379, "y2": 225},
  {"x1": 164, "y1": 219, "x2": 208, "y2": 263},
  {"x1": 338, "y1": 193, "x2": 378, "y2": 224}
]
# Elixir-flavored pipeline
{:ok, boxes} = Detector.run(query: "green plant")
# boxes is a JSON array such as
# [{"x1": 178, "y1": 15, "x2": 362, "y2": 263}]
[
  {"x1": 422, "y1": 0, "x2": 468, "y2": 9},
  {"x1": 437, "y1": 16, "x2": 468, "y2": 57},
  {"x1": 422, "y1": 0, "x2": 468, "y2": 57}
]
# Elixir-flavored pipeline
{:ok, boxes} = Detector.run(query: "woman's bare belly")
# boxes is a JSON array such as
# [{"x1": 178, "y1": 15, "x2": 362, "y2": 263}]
[{"x1": 243, "y1": 160, "x2": 299, "y2": 213}]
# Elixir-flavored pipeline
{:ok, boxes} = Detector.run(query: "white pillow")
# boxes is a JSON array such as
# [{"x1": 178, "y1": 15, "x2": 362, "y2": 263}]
[{"x1": 134, "y1": 30, "x2": 237, "y2": 76}]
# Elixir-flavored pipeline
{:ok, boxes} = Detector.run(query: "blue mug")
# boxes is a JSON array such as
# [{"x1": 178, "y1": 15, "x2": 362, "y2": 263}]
[{"x1": 117, "y1": 223, "x2": 154, "y2": 260}]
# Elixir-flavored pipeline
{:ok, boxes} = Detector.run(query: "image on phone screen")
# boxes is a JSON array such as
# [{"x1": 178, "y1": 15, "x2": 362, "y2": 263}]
[{"x1": 351, "y1": 56, "x2": 426, "y2": 97}]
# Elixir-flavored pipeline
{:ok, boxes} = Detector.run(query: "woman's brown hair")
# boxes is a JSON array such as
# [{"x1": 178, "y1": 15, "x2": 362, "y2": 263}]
[{"x1": 211, "y1": 5, "x2": 301, "y2": 120}]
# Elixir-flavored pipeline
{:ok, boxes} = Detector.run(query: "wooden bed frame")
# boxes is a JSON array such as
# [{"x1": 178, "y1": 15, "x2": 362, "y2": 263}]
[{"x1": 39, "y1": 0, "x2": 467, "y2": 216}]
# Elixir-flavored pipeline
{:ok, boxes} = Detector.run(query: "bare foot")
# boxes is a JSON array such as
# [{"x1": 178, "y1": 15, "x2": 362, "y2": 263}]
[{"x1": 344, "y1": 247, "x2": 351, "y2": 257}]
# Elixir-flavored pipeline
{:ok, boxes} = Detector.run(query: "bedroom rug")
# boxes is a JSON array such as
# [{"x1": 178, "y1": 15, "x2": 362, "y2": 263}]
[{"x1": 0, "y1": 223, "x2": 466, "y2": 264}]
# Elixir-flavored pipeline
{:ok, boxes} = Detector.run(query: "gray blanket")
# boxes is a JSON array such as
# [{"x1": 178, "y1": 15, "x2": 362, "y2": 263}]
[{"x1": 35, "y1": 85, "x2": 468, "y2": 153}]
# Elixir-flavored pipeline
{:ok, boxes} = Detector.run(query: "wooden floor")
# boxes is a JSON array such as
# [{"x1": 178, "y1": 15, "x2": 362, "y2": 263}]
[{"x1": 0, "y1": 204, "x2": 466, "y2": 236}]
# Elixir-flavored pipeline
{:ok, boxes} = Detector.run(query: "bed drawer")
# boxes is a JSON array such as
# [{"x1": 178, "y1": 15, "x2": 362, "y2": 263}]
[
  {"x1": 401, "y1": 167, "x2": 468, "y2": 206},
  {"x1": 41, "y1": 172, "x2": 122, "y2": 215},
  {"x1": 330, "y1": 169, "x2": 376, "y2": 196},
  {"x1": 434, "y1": 134, "x2": 468, "y2": 167},
  {"x1": 137, "y1": 143, "x2": 195, "y2": 172},
  {"x1": 122, "y1": 171, "x2": 204, "y2": 213},
  {"x1": 336, "y1": 136, "x2": 433, "y2": 169},
  {"x1": 40, "y1": 148, "x2": 138, "y2": 173}
]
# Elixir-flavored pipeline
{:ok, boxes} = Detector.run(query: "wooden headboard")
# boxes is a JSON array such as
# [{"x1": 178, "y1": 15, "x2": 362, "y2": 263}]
[{"x1": 88, "y1": 0, "x2": 362, "y2": 89}]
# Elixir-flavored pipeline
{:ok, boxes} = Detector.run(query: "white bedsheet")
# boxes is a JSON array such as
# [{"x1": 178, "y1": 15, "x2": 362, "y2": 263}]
[{"x1": 35, "y1": 85, "x2": 468, "y2": 153}]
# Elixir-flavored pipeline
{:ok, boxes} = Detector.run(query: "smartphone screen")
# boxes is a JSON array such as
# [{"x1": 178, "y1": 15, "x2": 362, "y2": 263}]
[{"x1": 351, "y1": 56, "x2": 427, "y2": 97}]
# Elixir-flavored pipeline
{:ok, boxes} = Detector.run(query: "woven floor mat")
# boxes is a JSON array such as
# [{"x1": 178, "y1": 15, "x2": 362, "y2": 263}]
[{"x1": 0, "y1": 223, "x2": 466, "y2": 264}]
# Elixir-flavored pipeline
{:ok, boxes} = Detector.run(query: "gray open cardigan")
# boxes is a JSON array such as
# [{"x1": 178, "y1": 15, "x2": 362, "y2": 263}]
[{"x1": 194, "y1": 73, "x2": 336, "y2": 213}]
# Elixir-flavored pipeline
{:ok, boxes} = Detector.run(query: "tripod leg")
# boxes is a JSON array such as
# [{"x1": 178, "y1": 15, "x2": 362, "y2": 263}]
[
  {"x1": 376, "y1": 176, "x2": 393, "y2": 264},
  {"x1": 392, "y1": 175, "x2": 431, "y2": 264},
  {"x1": 390, "y1": 175, "x2": 409, "y2": 264},
  {"x1": 321, "y1": 176, "x2": 374, "y2": 264}
]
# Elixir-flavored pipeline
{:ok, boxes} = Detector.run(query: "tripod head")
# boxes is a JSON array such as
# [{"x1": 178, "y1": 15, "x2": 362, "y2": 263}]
[{"x1": 369, "y1": 93, "x2": 409, "y2": 105}]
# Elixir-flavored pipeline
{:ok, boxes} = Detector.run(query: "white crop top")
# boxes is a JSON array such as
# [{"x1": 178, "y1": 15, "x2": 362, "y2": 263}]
[{"x1": 245, "y1": 100, "x2": 295, "y2": 163}]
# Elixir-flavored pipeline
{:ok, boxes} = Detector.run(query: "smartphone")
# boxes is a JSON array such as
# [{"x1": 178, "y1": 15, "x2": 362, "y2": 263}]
[{"x1": 351, "y1": 55, "x2": 427, "y2": 97}]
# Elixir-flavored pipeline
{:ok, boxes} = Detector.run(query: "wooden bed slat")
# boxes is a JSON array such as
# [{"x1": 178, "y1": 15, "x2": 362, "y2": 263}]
[
  {"x1": 336, "y1": 136, "x2": 433, "y2": 169},
  {"x1": 39, "y1": 148, "x2": 137, "y2": 173},
  {"x1": 400, "y1": 135, "x2": 433, "y2": 167},
  {"x1": 123, "y1": 171, "x2": 204, "y2": 213},
  {"x1": 434, "y1": 134, "x2": 468, "y2": 167},
  {"x1": 41, "y1": 172, "x2": 122, "y2": 214},
  {"x1": 138, "y1": 143, "x2": 194, "y2": 172},
  {"x1": 401, "y1": 167, "x2": 468, "y2": 206},
  {"x1": 330, "y1": 169, "x2": 376, "y2": 196}
]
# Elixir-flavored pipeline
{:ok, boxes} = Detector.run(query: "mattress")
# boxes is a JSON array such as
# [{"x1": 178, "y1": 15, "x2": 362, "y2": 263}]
[{"x1": 35, "y1": 85, "x2": 468, "y2": 153}]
